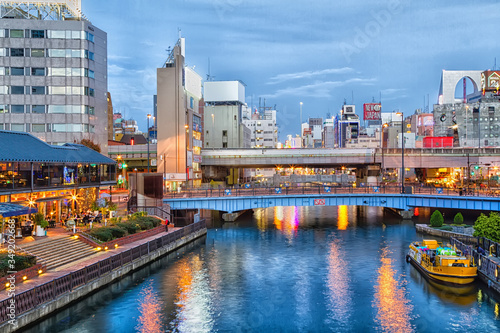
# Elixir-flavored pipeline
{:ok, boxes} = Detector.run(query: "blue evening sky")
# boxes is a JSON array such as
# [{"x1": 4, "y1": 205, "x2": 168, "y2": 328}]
[{"x1": 82, "y1": 0, "x2": 500, "y2": 140}]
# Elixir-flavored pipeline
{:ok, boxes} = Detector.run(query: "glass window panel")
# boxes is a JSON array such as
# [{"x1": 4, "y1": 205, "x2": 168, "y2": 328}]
[
  {"x1": 11, "y1": 105, "x2": 24, "y2": 113},
  {"x1": 31, "y1": 49, "x2": 45, "y2": 57},
  {"x1": 0, "y1": 87, "x2": 7, "y2": 94},
  {"x1": 10, "y1": 29, "x2": 23, "y2": 38},
  {"x1": 0, "y1": 30, "x2": 4, "y2": 38},
  {"x1": 10, "y1": 48, "x2": 24, "y2": 56},
  {"x1": 49, "y1": 30, "x2": 65, "y2": 39},
  {"x1": 72, "y1": 68, "x2": 83, "y2": 76},
  {"x1": 0, "y1": 124, "x2": 3, "y2": 130},
  {"x1": 32, "y1": 124, "x2": 45, "y2": 132},
  {"x1": 31, "y1": 30, "x2": 44, "y2": 38},
  {"x1": 72, "y1": 31, "x2": 81, "y2": 39},
  {"x1": 32, "y1": 105, "x2": 45, "y2": 113},
  {"x1": 0, "y1": 48, "x2": 5, "y2": 56},
  {"x1": 86, "y1": 32, "x2": 94, "y2": 42},
  {"x1": 71, "y1": 49, "x2": 83, "y2": 58},
  {"x1": 32, "y1": 86, "x2": 45, "y2": 95},
  {"x1": 11, "y1": 86, "x2": 24, "y2": 94},
  {"x1": 90, "y1": 125, "x2": 95, "y2": 133},
  {"x1": 31, "y1": 67, "x2": 45, "y2": 76},
  {"x1": 49, "y1": 68, "x2": 66, "y2": 76},
  {"x1": 71, "y1": 87, "x2": 83, "y2": 95},
  {"x1": 48, "y1": 49, "x2": 65, "y2": 57},
  {"x1": 11, "y1": 124, "x2": 24, "y2": 131},
  {"x1": 52, "y1": 124, "x2": 66, "y2": 132},
  {"x1": 49, "y1": 86, "x2": 65, "y2": 94},
  {"x1": 10, "y1": 67, "x2": 24, "y2": 75},
  {"x1": 0, "y1": 105, "x2": 7, "y2": 113},
  {"x1": 0, "y1": 67, "x2": 4, "y2": 75}
]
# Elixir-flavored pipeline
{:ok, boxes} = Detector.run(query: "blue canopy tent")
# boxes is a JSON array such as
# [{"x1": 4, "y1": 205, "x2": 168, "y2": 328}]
[{"x1": 0, "y1": 203, "x2": 38, "y2": 218}]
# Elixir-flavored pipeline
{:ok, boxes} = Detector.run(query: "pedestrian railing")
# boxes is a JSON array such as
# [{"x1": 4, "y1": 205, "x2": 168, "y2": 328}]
[
  {"x1": 451, "y1": 236, "x2": 500, "y2": 284},
  {"x1": 0, "y1": 220, "x2": 206, "y2": 325}
]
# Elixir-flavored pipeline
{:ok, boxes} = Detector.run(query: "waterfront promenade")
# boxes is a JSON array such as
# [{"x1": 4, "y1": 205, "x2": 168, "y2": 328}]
[{"x1": 0, "y1": 221, "x2": 207, "y2": 332}]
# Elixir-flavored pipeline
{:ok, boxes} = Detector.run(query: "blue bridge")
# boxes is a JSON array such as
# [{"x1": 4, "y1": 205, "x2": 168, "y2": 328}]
[{"x1": 163, "y1": 186, "x2": 500, "y2": 214}]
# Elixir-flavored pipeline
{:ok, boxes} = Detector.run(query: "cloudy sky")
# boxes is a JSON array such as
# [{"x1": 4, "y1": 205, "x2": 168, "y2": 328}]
[{"x1": 83, "y1": 0, "x2": 500, "y2": 140}]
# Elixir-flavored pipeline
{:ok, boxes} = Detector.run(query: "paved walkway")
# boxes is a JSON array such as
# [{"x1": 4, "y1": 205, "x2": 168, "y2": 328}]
[{"x1": 0, "y1": 226, "x2": 181, "y2": 302}]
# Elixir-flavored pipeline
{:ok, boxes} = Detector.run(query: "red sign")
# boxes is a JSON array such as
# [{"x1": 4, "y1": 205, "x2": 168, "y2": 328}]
[
  {"x1": 363, "y1": 103, "x2": 381, "y2": 120},
  {"x1": 314, "y1": 199, "x2": 325, "y2": 206},
  {"x1": 423, "y1": 137, "x2": 453, "y2": 148}
]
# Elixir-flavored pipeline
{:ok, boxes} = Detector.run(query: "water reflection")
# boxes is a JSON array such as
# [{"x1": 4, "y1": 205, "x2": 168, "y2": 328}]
[
  {"x1": 170, "y1": 255, "x2": 214, "y2": 333},
  {"x1": 273, "y1": 206, "x2": 298, "y2": 240},
  {"x1": 337, "y1": 205, "x2": 348, "y2": 230},
  {"x1": 374, "y1": 247, "x2": 414, "y2": 333},
  {"x1": 324, "y1": 236, "x2": 352, "y2": 329},
  {"x1": 135, "y1": 282, "x2": 163, "y2": 333}
]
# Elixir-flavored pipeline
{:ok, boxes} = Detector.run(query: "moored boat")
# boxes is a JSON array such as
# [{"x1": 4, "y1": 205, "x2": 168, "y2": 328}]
[{"x1": 406, "y1": 239, "x2": 477, "y2": 285}]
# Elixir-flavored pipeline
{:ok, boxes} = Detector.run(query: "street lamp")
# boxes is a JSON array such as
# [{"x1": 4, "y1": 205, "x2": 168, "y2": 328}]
[
  {"x1": 396, "y1": 112, "x2": 405, "y2": 194},
  {"x1": 147, "y1": 114, "x2": 151, "y2": 173}
]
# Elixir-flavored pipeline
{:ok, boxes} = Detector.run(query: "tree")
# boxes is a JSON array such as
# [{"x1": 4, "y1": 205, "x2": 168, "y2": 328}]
[
  {"x1": 473, "y1": 212, "x2": 500, "y2": 242},
  {"x1": 453, "y1": 212, "x2": 464, "y2": 225},
  {"x1": 430, "y1": 210, "x2": 444, "y2": 227},
  {"x1": 78, "y1": 138, "x2": 101, "y2": 153}
]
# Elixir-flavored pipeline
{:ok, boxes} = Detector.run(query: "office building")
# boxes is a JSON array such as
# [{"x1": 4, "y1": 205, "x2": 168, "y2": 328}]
[{"x1": 0, "y1": 1, "x2": 108, "y2": 152}]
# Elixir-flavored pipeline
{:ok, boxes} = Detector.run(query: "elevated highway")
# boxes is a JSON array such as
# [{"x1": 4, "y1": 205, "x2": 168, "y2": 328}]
[{"x1": 201, "y1": 147, "x2": 500, "y2": 168}]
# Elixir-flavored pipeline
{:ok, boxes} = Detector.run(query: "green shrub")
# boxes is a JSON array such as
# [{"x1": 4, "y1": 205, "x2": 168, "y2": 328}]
[
  {"x1": 108, "y1": 226, "x2": 127, "y2": 239},
  {"x1": 434, "y1": 225, "x2": 453, "y2": 231},
  {"x1": 116, "y1": 222, "x2": 138, "y2": 234},
  {"x1": 454, "y1": 213, "x2": 464, "y2": 225},
  {"x1": 0, "y1": 254, "x2": 37, "y2": 277},
  {"x1": 473, "y1": 212, "x2": 500, "y2": 242},
  {"x1": 88, "y1": 227, "x2": 114, "y2": 242},
  {"x1": 430, "y1": 210, "x2": 444, "y2": 227}
]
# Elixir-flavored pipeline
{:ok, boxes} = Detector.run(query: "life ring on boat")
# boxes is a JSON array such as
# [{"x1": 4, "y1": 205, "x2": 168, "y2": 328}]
[{"x1": 406, "y1": 255, "x2": 411, "y2": 263}]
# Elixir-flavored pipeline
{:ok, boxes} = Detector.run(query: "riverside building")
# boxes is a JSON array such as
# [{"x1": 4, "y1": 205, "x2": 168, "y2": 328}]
[{"x1": 0, "y1": 1, "x2": 109, "y2": 152}]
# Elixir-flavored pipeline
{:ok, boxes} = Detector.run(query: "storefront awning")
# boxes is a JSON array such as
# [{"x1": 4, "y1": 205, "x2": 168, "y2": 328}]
[{"x1": 0, "y1": 203, "x2": 38, "y2": 218}]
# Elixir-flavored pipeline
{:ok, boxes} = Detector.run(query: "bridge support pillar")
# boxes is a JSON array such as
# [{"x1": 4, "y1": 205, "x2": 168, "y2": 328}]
[
  {"x1": 222, "y1": 210, "x2": 249, "y2": 222},
  {"x1": 400, "y1": 209, "x2": 414, "y2": 220}
]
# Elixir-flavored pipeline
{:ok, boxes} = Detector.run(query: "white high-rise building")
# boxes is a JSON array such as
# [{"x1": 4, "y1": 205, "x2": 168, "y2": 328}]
[
  {"x1": 0, "y1": 1, "x2": 108, "y2": 152},
  {"x1": 242, "y1": 108, "x2": 278, "y2": 148}
]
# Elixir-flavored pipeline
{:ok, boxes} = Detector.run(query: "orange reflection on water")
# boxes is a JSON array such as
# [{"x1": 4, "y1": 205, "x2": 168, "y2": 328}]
[
  {"x1": 273, "y1": 206, "x2": 299, "y2": 239},
  {"x1": 325, "y1": 238, "x2": 351, "y2": 327},
  {"x1": 136, "y1": 283, "x2": 163, "y2": 333},
  {"x1": 374, "y1": 247, "x2": 414, "y2": 333},
  {"x1": 337, "y1": 205, "x2": 348, "y2": 230}
]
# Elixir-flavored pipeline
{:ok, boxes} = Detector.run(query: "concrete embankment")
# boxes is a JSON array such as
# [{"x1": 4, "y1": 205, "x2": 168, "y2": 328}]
[{"x1": 0, "y1": 222, "x2": 206, "y2": 333}]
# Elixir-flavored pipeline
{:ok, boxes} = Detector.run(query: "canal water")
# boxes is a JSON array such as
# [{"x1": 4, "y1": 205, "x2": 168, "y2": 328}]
[{"x1": 26, "y1": 206, "x2": 500, "y2": 332}]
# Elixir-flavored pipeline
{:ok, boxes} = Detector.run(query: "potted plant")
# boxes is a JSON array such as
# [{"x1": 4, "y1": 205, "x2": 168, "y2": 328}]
[{"x1": 33, "y1": 212, "x2": 49, "y2": 236}]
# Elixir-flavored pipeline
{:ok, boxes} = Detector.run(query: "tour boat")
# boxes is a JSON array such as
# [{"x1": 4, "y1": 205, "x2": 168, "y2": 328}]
[{"x1": 406, "y1": 239, "x2": 477, "y2": 285}]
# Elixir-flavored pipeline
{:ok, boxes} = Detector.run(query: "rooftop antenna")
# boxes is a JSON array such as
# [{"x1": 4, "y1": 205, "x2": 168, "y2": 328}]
[
  {"x1": 372, "y1": 96, "x2": 376, "y2": 103},
  {"x1": 178, "y1": 28, "x2": 182, "y2": 39},
  {"x1": 495, "y1": 57, "x2": 497, "y2": 70},
  {"x1": 351, "y1": 91, "x2": 354, "y2": 104}
]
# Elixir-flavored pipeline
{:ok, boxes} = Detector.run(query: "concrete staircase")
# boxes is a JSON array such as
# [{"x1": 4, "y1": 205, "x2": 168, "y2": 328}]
[{"x1": 18, "y1": 236, "x2": 97, "y2": 270}]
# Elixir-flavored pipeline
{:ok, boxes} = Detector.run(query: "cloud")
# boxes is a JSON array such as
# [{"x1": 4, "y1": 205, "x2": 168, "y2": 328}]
[
  {"x1": 380, "y1": 88, "x2": 406, "y2": 95},
  {"x1": 108, "y1": 54, "x2": 131, "y2": 61},
  {"x1": 268, "y1": 67, "x2": 354, "y2": 84},
  {"x1": 262, "y1": 77, "x2": 376, "y2": 98}
]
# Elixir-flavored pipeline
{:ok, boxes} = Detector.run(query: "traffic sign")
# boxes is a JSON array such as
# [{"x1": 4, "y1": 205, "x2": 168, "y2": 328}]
[
  {"x1": 275, "y1": 188, "x2": 282, "y2": 194},
  {"x1": 314, "y1": 199, "x2": 326, "y2": 206},
  {"x1": 324, "y1": 186, "x2": 331, "y2": 193},
  {"x1": 224, "y1": 189, "x2": 232, "y2": 195},
  {"x1": 373, "y1": 186, "x2": 380, "y2": 193},
  {"x1": 244, "y1": 183, "x2": 251, "y2": 189},
  {"x1": 436, "y1": 188, "x2": 443, "y2": 194}
]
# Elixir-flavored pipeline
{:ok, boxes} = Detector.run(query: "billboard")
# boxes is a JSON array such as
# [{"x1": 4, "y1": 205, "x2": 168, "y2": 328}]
[{"x1": 363, "y1": 103, "x2": 381, "y2": 120}]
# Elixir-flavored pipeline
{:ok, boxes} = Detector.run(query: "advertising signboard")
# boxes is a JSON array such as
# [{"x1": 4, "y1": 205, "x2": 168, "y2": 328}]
[{"x1": 363, "y1": 103, "x2": 381, "y2": 120}]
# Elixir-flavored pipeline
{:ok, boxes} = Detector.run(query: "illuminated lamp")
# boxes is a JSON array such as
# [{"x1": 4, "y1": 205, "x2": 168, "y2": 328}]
[
  {"x1": 104, "y1": 246, "x2": 108, "y2": 251},
  {"x1": 5, "y1": 283, "x2": 10, "y2": 288},
  {"x1": 114, "y1": 244, "x2": 118, "y2": 248},
  {"x1": 22, "y1": 276, "x2": 27, "y2": 281},
  {"x1": 38, "y1": 269, "x2": 43, "y2": 274}
]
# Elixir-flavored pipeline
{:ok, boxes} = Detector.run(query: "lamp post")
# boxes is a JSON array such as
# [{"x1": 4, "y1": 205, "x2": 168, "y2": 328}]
[
  {"x1": 381, "y1": 123, "x2": 388, "y2": 182},
  {"x1": 396, "y1": 112, "x2": 405, "y2": 194},
  {"x1": 147, "y1": 114, "x2": 151, "y2": 173}
]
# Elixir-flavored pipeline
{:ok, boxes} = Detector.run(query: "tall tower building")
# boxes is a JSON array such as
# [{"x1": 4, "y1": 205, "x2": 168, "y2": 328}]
[{"x1": 0, "y1": 1, "x2": 108, "y2": 152}]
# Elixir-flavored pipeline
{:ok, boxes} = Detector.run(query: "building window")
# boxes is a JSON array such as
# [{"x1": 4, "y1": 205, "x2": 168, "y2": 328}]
[
  {"x1": 32, "y1": 124, "x2": 45, "y2": 132},
  {"x1": 222, "y1": 130, "x2": 227, "y2": 136},
  {"x1": 85, "y1": 87, "x2": 95, "y2": 97},
  {"x1": 223, "y1": 142, "x2": 228, "y2": 148},
  {"x1": 32, "y1": 105, "x2": 46, "y2": 114},
  {"x1": 31, "y1": 86, "x2": 45, "y2": 95},
  {"x1": 85, "y1": 106, "x2": 95, "y2": 114},
  {"x1": 85, "y1": 31, "x2": 94, "y2": 42},
  {"x1": 84, "y1": 50, "x2": 94, "y2": 60},
  {"x1": 11, "y1": 124, "x2": 24, "y2": 132},
  {"x1": 11, "y1": 105, "x2": 24, "y2": 113},
  {"x1": 31, "y1": 68, "x2": 45, "y2": 76},
  {"x1": 31, "y1": 30, "x2": 45, "y2": 38},
  {"x1": 48, "y1": 30, "x2": 66, "y2": 39},
  {"x1": 31, "y1": 49, "x2": 45, "y2": 57},
  {"x1": 84, "y1": 68, "x2": 95, "y2": 78},
  {"x1": 48, "y1": 49, "x2": 65, "y2": 57},
  {"x1": 0, "y1": 105, "x2": 7, "y2": 113},
  {"x1": 10, "y1": 48, "x2": 24, "y2": 57},
  {"x1": 11, "y1": 86, "x2": 24, "y2": 94},
  {"x1": 10, "y1": 29, "x2": 23, "y2": 38},
  {"x1": 10, "y1": 67, "x2": 24, "y2": 75}
]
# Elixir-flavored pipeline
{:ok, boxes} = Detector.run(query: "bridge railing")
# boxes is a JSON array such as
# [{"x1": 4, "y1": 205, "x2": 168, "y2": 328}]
[
  {"x1": 451, "y1": 237, "x2": 500, "y2": 284},
  {"x1": 164, "y1": 184, "x2": 495, "y2": 199}
]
